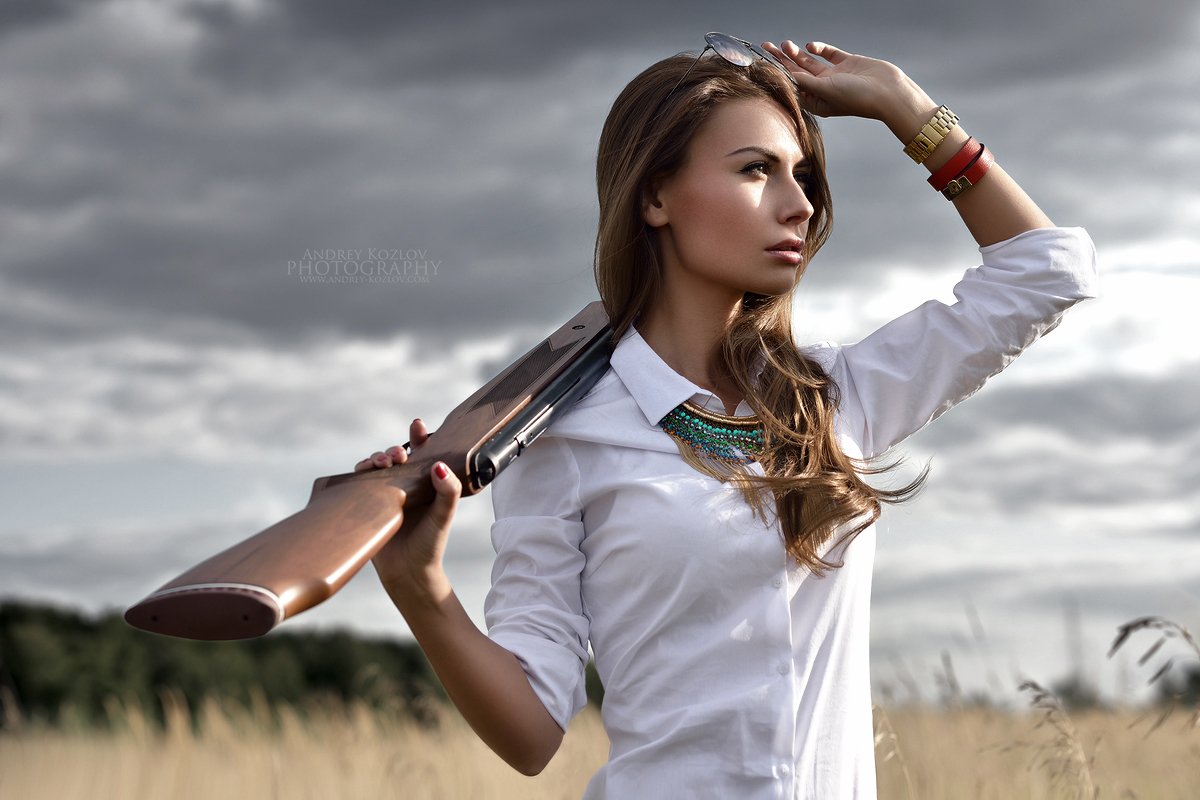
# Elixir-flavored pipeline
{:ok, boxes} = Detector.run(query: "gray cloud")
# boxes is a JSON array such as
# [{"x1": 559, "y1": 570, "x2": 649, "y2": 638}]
[
  {"x1": 888, "y1": 368, "x2": 1200, "y2": 518},
  {"x1": 2, "y1": 0, "x2": 1196, "y2": 351},
  {"x1": 176, "y1": 0, "x2": 1196, "y2": 90},
  {"x1": 923, "y1": 372, "x2": 1200, "y2": 448},
  {"x1": 0, "y1": 0, "x2": 90, "y2": 36}
]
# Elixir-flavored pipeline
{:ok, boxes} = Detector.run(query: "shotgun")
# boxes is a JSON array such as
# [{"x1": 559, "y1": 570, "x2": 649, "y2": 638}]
[{"x1": 125, "y1": 302, "x2": 612, "y2": 641}]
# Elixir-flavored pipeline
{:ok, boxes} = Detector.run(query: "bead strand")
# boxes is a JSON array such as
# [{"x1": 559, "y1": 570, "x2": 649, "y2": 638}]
[{"x1": 660, "y1": 400, "x2": 764, "y2": 465}]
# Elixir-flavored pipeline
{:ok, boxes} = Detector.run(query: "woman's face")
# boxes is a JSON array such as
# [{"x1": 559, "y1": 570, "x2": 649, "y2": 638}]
[{"x1": 643, "y1": 97, "x2": 816, "y2": 301}]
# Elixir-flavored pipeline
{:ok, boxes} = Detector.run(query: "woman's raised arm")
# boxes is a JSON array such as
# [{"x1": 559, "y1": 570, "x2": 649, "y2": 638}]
[{"x1": 761, "y1": 39, "x2": 1054, "y2": 246}]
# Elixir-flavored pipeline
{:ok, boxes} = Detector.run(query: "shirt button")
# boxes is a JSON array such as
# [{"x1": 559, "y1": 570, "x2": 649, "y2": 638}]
[
  {"x1": 771, "y1": 576, "x2": 783, "y2": 588},
  {"x1": 779, "y1": 764, "x2": 792, "y2": 776},
  {"x1": 777, "y1": 661, "x2": 790, "y2": 675}
]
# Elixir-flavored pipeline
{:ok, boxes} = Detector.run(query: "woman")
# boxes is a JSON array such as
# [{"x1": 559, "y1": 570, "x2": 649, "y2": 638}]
[{"x1": 356, "y1": 35, "x2": 1098, "y2": 798}]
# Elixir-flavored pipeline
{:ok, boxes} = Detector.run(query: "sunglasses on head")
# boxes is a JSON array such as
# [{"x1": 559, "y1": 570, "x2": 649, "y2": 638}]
[{"x1": 664, "y1": 32, "x2": 799, "y2": 104}]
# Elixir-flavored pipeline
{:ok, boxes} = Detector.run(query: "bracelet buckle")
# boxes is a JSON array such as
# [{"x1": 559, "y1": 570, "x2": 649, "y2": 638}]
[{"x1": 941, "y1": 175, "x2": 974, "y2": 200}]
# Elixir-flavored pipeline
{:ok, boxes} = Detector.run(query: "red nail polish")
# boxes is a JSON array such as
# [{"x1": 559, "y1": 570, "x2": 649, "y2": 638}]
[{"x1": 434, "y1": 462, "x2": 448, "y2": 480}]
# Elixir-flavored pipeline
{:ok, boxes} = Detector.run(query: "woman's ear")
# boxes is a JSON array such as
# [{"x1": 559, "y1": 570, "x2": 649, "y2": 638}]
[{"x1": 641, "y1": 178, "x2": 669, "y2": 228}]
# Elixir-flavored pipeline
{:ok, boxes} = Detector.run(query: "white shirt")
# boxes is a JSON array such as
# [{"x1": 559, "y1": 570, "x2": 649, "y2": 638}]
[{"x1": 485, "y1": 226, "x2": 1099, "y2": 799}]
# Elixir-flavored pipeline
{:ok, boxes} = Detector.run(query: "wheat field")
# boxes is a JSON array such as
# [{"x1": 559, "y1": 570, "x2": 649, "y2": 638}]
[{"x1": 2, "y1": 691, "x2": 1198, "y2": 799}]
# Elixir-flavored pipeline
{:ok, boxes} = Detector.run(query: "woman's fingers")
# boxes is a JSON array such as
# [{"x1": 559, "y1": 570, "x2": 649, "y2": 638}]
[
  {"x1": 764, "y1": 41, "x2": 810, "y2": 62},
  {"x1": 805, "y1": 41, "x2": 850, "y2": 64},
  {"x1": 425, "y1": 461, "x2": 462, "y2": 531},
  {"x1": 763, "y1": 41, "x2": 805, "y2": 72},
  {"x1": 354, "y1": 443, "x2": 409, "y2": 472},
  {"x1": 763, "y1": 40, "x2": 850, "y2": 74},
  {"x1": 778, "y1": 40, "x2": 809, "y2": 63},
  {"x1": 354, "y1": 455, "x2": 380, "y2": 472},
  {"x1": 410, "y1": 417, "x2": 429, "y2": 446},
  {"x1": 354, "y1": 418, "x2": 428, "y2": 472}
]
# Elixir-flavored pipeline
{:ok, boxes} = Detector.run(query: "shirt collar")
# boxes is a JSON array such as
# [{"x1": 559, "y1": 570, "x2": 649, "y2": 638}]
[
  {"x1": 610, "y1": 325, "x2": 765, "y2": 427},
  {"x1": 610, "y1": 326, "x2": 701, "y2": 427}
]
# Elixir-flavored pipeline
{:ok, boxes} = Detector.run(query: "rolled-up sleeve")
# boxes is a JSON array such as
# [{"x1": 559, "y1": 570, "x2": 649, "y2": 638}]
[
  {"x1": 485, "y1": 434, "x2": 590, "y2": 732},
  {"x1": 816, "y1": 226, "x2": 1099, "y2": 459}
]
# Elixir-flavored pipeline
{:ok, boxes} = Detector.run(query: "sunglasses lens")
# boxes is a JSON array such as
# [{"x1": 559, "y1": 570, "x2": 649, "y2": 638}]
[
  {"x1": 705, "y1": 32, "x2": 756, "y2": 67},
  {"x1": 702, "y1": 32, "x2": 797, "y2": 88}
]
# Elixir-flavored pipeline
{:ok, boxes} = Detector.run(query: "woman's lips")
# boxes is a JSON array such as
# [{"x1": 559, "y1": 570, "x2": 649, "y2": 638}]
[{"x1": 765, "y1": 249, "x2": 804, "y2": 265}]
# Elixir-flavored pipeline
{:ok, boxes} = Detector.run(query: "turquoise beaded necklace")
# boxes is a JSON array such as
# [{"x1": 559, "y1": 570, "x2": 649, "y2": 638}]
[{"x1": 659, "y1": 399, "x2": 764, "y2": 479}]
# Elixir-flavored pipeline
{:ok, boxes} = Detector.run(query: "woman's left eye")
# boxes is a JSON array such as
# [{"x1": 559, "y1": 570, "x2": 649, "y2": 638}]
[
  {"x1": 744, "y1": 160, "x2": 811, "y2": 183},
  {"x1": 743, "y1": 162, "x2": 814, "y2": 193}
]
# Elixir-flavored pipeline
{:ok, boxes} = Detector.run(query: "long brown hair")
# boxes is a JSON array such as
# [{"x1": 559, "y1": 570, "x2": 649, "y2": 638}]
[{"x1": 594, "y1": 50, "x2": 927, "y2": 576}]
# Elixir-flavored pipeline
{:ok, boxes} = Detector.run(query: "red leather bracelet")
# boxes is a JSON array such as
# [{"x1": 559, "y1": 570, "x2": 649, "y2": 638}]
[
  {"x1": 927, "y1": 137, "x2": 980, "y2": 192},
  {"x1": 941, "y1": 145, "x2": 994, "y2": 200}
]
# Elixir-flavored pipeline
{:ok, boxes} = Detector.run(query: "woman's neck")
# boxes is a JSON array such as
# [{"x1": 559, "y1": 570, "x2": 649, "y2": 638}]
[{"x1": 635, "y1": 301, "x2": 743, "y2": 412}]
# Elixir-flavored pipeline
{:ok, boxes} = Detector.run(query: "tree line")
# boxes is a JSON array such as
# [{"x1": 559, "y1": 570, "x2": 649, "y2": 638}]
[
  {"x1": 0, "y1": 599, "x2": 608, "y2": 730},
  {"x1": 0, "y1": 600, "x2": 434, "y2": 729}
]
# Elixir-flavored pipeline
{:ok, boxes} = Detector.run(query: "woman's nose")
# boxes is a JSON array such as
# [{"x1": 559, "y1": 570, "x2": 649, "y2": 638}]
[{"x1": 784, "y1": 180, "x2": 814, "y2": 225}]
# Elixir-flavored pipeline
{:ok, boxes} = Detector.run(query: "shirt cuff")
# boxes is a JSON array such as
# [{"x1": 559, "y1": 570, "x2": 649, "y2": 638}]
[
  {"x1": 488, "y1": 629, "x2": 588, "y2": 732},
  {"x1": 978, "y1": 225, "x2": 1100, "y2": 301}
]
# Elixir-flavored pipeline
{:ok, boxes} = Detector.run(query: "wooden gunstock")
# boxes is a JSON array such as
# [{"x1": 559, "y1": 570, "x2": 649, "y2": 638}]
[
  {"x1": 125, "y1": 302, "x2": 613, "y2": 640},
  {"x1": 123, "y1": 477, "x2": 413, "y2": 640}
]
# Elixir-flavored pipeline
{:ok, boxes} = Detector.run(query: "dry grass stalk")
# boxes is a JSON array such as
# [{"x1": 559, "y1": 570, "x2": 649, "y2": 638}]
[
  {"x1": 1, "y1": 694, "x2": 609, "y2": 799},
  {"x1": 872, "y1": 703, "x2": 916, "y2": 800},
  {"x1": 9, "y1": 696, "x2": 1200, "y2": 798},
  {"x1": 934, "y1": 650, "x2": 964, "y2": 710},
  {"x1": 887, "y1": 653, "x2": 923, "y2": 705},
  {"x1": 1108, "y1": 615, "x2": 1200, "y2": 735},
  {"x1": 1012, "y1": 679, "x2": 1100, "y2": 800}
]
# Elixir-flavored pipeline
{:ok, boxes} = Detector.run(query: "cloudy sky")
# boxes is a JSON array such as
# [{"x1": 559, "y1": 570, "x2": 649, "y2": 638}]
[{"x1": 2, "y1": 0, "x2": 1197, "y2": 711}]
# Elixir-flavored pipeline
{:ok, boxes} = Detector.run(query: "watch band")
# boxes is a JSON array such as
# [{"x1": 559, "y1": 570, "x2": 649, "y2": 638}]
[{"x1": 903, "y1": 105, "x2": 960, "y2": 164}]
